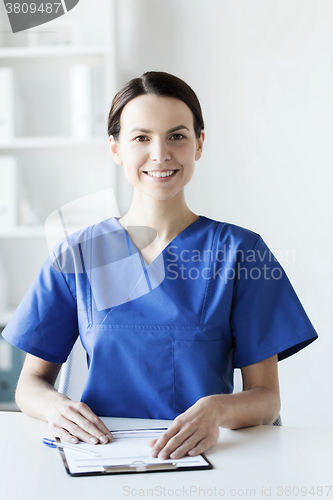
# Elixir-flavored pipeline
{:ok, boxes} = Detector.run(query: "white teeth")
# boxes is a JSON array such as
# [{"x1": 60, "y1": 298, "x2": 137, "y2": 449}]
[{"x1": 146, "y1": 170, "x2": 175, "y2": 178}]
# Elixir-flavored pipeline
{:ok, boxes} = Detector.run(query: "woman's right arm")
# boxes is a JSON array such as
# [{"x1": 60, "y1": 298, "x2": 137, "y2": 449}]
[{"x1": 16, "y1": 353, "x2": 112, "y2": 445}]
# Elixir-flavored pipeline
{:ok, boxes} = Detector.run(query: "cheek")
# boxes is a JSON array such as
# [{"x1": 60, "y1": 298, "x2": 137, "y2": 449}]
[
  {"x1": 122, "y1": 149, "x2": 146, "y2": 169},
  {"x1": 177, "y1": 147, "x2": 197, "y2": 168}
]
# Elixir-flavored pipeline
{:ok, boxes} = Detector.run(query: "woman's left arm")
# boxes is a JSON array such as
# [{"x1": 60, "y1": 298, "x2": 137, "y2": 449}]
[{"x1": 149, "y1": 354, "x2": 281, "y2": 460}]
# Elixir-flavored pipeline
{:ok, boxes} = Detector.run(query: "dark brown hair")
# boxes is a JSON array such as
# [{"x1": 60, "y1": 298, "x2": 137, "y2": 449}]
[{"x1": 107, "y1": 71, "x2": 204, "y2": 139}]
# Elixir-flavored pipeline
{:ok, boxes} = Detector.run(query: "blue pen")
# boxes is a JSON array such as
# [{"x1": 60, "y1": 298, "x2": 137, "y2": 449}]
[{"x1": 43, "y1": 438, "x2": 99, "y2": 457}]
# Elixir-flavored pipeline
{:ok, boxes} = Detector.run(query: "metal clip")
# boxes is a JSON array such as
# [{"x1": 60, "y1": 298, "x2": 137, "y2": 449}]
[{"x1": 103, "y1": 460, "x2": 178, "y2": 473}]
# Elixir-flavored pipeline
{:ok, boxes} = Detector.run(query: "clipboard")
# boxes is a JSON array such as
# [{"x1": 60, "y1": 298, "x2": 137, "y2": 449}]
[{"x1": 56, "y1": 428, "x2": 213, "y2": 476}]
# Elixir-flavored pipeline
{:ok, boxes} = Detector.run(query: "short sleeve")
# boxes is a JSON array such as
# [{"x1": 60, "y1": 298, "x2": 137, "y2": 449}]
[
  {"x1": 1, "y1": 252, "x2": 79, "y2": 364},
  {"x1": 230, "y1": 236, "x2": 318, "y2": 367}
]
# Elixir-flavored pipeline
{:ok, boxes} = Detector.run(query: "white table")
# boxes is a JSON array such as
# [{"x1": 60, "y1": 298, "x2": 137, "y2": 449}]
[{"x1": 1, "y1": 411, "x2": 332, "y2": 500}]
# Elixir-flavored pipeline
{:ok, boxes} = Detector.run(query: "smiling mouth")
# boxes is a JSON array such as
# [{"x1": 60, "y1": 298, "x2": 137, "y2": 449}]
[{"x1": 143, "y1": 170, "x2": 178, "y2": 178}]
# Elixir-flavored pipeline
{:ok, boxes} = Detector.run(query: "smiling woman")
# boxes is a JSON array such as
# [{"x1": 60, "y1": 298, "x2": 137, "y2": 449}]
[
  {"x1": 2, "y1": 71, "x2": 318, "y2": 462},
  {"x1": 109, "y1": 93, "x2": 204, "y2": 205}
]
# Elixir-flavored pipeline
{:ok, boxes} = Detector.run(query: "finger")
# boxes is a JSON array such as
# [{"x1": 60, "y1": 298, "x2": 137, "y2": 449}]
[
  {"x1": 152, "y1": 424, "x2": 197, "y2": 459},
  {"x1": 60, "y1": 406, "x2": 112, "y2": 444},
  {"x1": 50, "y1": 425, "x2": 80, "y2": 444},
  {"x1": 161, "y1": 429, "x2": 205, "y2": 460},
  {"x1": 49, "y1": 421, "x2": 79, "y2": 444},
  {"x1": 169, "y1": 433, "x2": 203, "y2": 459},
  {"x1": 156, "y1": 416, "x2": 214, "y2": 460},
  {"x1": 150, "y1": 423, "x2": 183, "y2": 457},
  {"x1": 148, "y1": 438, "x2": 158, "y2": 448},
  {"x1": 188, "y1": 436, "x2": 214, "y2": 457},
  {"x1": 74, "y1": 403, "x2": 113, "y2": 442},
  {"x1": 51, "y1": 414, "x2": 103, "y2": 444}
]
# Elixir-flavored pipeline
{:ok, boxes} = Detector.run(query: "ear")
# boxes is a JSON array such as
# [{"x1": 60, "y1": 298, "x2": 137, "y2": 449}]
[
  {"x1": 195, "y1": 130, "x2": 205, "y2": 161},
  {"x1": 109, "y1": 136, "x2": 123, "y2": 165}
]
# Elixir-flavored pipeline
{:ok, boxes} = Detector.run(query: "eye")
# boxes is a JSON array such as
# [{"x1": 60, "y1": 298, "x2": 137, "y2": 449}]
[
  {"x1": 169, "y1": 133, "x2": 185, "y2": 141},
  {"x1": 134, "y1": 135, "x2": 149, "y2": 142}
]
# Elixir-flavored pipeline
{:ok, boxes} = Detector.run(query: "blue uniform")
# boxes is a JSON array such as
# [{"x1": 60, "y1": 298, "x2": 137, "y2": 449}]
[{"x1": 2, "y1": 216, "x2": 318, "y2": 419}]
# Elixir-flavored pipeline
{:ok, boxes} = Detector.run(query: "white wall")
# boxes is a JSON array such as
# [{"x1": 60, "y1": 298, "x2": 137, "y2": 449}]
[{"x1": 115, "y1": 0, "x2": 333, "y2": 427}]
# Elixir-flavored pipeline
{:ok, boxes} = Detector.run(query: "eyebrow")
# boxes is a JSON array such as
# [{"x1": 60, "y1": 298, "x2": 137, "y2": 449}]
[{"x1": 129, "y1": 125, "x2": 190, "y2": 134}]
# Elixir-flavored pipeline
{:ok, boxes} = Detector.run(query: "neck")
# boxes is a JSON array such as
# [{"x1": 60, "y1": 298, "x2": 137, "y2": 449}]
[{"x1": 119, "y1": 189, "x2": 199, "y2": 245}]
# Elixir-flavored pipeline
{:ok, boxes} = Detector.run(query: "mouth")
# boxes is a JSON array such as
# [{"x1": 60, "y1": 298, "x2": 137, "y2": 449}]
[{"x1": 143, "y1": 170, "x2": 179, "y2": 179}]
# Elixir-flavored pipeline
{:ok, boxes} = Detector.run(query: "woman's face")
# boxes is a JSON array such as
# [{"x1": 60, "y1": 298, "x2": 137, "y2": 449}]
[{"x1": 109, "y1": 94, "x2": 204, "y2": 201}]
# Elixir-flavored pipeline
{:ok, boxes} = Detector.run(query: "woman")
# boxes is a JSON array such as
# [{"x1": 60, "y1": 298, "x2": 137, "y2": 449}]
[{"x1": 2, "y1": 71, "x2": 317, "y2": 461}]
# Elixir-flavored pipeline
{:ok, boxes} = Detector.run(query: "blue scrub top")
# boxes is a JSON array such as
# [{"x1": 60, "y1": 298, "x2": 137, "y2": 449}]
[{"x1": 2, "y1": 216, "x2": 318, "y2": 419}]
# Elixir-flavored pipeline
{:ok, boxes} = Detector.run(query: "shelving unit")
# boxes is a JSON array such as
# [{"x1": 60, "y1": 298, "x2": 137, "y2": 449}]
[
  {"x1": 0, "y1": 226, "x2": 46, "y2": 238},
  {"x1": 0, "y1": 136, "x2": 107, "y2": 149},
  {"x1": 0, "y1": 0, "x2": 118, "y2": 409},
  {"x1": 0, "y1": 310, "x2": 16, "y2": 326},
  {"x1": 0, "y1": 46, "x2": 112, "y2": 58}
]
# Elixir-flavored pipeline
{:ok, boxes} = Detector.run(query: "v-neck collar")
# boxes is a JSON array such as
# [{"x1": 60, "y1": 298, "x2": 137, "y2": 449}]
[{"x1": 112, "y1": 215, "x2": 205, "y2": 268}]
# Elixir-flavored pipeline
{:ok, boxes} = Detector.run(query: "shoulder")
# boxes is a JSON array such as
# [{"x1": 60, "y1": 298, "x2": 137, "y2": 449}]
[
  {"x1": 200, "y1": 216, "x2": 261, "y2": 252},
  {"x1": 50, "y1": 217, "x2": 118, "y2": 273},
  {"x1": 52, "y1": 217, "x2": 119, "y2": 251}
]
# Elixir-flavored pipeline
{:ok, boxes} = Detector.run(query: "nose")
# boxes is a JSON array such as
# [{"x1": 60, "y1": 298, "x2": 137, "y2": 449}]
[{"x1": 149, "y1": 140, "x2": 171, "y2": 163}]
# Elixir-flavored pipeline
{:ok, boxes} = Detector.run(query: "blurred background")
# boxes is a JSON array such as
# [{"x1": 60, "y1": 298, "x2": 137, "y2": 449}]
[{"x1": 0, "y1": 0, "x2": 332, "y2": 427}]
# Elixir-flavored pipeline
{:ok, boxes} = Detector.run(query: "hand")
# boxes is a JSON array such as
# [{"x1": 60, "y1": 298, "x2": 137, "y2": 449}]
[
  {"x1": 45, "y1": 393, "x2": 113, "y2": 445},
  {"x1": 148, "y1": 396, "x2": 221, "y2": 460}
]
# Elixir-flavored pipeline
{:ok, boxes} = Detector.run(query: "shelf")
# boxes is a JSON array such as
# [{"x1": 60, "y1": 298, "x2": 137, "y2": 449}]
[
  {"x1": 0, "y1": 309, "x2": 16, "y2": 325},
  {"x1": 0, "y1": 225, "x2": 83, "y2": 239},
  {"x1": 0, "y1": 46, "x2": 112, "y2": 59},
  {"x1": 0, "y1": 226, "x2": 47, "y2": 238},
  {"x1": 0, "y1": 136, "x2": 108, "y2": 149}
]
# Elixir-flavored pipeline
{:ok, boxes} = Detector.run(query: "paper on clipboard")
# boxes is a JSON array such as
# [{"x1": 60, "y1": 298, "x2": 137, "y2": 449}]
[{"x1": 58, "y1": 428, "x2": 213, "y2": 476}]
